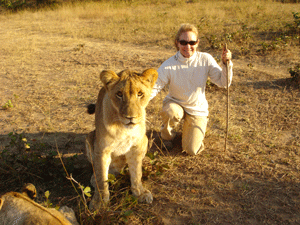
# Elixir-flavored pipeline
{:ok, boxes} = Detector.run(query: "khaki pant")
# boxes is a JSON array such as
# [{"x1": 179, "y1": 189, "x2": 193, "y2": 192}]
[{"x1": 160, "y1": 99, "x2": 208, "y2": 155}]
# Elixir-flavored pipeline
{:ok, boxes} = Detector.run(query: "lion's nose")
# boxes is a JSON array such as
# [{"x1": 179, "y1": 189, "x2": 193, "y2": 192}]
[
  {"x1": 125, "y1": 116, "x2": 135, "y2": 121},
  {"x1": 124, "y1": 116, "x2": 137, "y2": 125}
]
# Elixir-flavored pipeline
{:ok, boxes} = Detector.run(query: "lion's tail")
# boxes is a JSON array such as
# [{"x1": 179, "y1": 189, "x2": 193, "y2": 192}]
[{"x1": 87, "y1": 104, "x2": 96, "y2": 114}]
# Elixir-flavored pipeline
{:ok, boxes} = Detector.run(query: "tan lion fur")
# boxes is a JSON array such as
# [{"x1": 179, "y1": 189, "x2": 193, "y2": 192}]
[
  {"x1": 0, "y1": 183, "x2": 79, "y2": 225},
  {"x1": 85, "y1": 68, "x2": 158, "y2": 211}
]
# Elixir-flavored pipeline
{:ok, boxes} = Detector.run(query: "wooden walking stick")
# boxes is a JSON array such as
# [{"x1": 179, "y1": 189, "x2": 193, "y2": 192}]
[{"x1": 224, "y1": 43, "x2": 230, "y2": 152}]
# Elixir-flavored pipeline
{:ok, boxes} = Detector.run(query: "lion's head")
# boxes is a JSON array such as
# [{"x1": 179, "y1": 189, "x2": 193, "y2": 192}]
[
  {"x1": 100, "y1": 68, "x2": 158, "y2": 127},
  {"x1": 0, "y1": 183, "x2": 79, "y2": 225}
]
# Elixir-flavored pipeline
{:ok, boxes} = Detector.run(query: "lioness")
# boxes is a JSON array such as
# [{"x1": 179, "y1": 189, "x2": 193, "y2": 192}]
[
  {"x1": 0, "y1": 183, "x2": 79, "y2": 225},
  {"x1": 85, "y1": 68, "x2": 158, "y2": 210}
]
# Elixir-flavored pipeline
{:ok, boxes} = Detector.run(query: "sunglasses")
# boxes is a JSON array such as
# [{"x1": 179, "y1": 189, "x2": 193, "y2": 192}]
[{"x1": 178, "y1": 40, "x2": 198, "y2": 46}]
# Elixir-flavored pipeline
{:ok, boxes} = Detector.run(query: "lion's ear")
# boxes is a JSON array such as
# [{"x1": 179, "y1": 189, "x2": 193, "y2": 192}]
[
  {"x1": 141, "y1": 68, "x2": 158, "y2": 88},
  {"x1": 0, "y1": 198, "x2": 3, "y2": 210},
  {"x1": 21, "y1": 183, "x2": 37, "y2": 200},
  {"x1": 100, "y1": 70, "x2": 119, "y2": 89}
]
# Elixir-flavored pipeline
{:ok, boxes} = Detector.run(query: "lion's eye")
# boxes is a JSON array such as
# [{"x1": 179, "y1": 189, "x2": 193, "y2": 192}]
[
  {"x1": 137, "y1": 91, "x2": 144, "y2": 98},
  {"x1": 116, "y1": 91, "x2": 123, "y2": 99}
]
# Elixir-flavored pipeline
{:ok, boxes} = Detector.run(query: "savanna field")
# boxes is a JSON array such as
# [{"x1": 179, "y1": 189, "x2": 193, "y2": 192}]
[{"x1": 0, "y1": 0, "x2": 299, "y2": 224}]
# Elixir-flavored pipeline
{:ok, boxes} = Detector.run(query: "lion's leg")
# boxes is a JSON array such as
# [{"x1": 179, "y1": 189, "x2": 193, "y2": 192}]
[
  {"x1": 126, "y1": 137, "x2": 153, "y2": 204},
  {"x1": 85, "y1": 130, "x2": 95, "y2": 163},
  {"x1": 109, "y1": 155, "x2": 126, "y2": 176},
  {"x1": 89, "y1": 142, "x2": 111, "y2": 211}
]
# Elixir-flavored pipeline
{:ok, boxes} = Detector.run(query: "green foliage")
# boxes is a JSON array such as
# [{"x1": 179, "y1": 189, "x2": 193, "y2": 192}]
[
  {"x1": 82, "y1": 186, "x2": 91, "y2": 198},
  {"x1": 2, "y1": 95, "x2": 18, "y2": 110},
  {"x1": 6, "y1": 132, "x2": 30, "y2": 151},
  {"x1": 279, "y1": 0, "x2": 300, "y2": 3},
  {"x1": 205, "y1": 24, "x2": 254, "y2": 56},
  {"x1": 2, "y1": 100, "x2": 13, "y2": 110},
  {"x1": 43, "y1": 190, "x2": 53, "y2": 208},
  {"x1": 43, "y1": 190, "x2": 60, "y2": 210},
  {"x1": 0, "y1": 0, "x2": 25, "y2": 10},
  {"x1": 285, "y1": 12, "x2": 300, "y2": 37},
  {"x1": 259, "y1": 40, "x2": 281, "y2": 54},
  {"x1": 206, "y1": 34, "x2": 222, "y2": 50},
  {"x1": 107, "y1": 173, "x2": 116, "y2": 185},
  {"x1": 289, "y1": 63, "x2": 300, "y2": 86},
  {"x1": 206, "y1": 79, "x2": 218, "y2": 90},
  {"x1": 292, "y1": 12, "x2": 300, "y2": 29},
  {"x1": 144, "y1": 151, "x2": 170, "y2": 177},
  {"x1": 121, "y1": 209, "x2": 133, "y2": 222},
  {"x1": 257, "y1": 12, "x2": 300, "y2": 55},
  {"x1": 0, "y1": 0, "x2": 57, "y2": 11}
]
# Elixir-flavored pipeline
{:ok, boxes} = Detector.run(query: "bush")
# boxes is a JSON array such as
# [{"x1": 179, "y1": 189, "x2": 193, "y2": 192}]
[
  {"x1": 292, "y1": 12, "x2": 300, "y2": 29},
  {"x1": 0, "y1": 0, "x2": 26, "y2": 10},
  {"x1": 278, "y1": 0, "x2": 300, "y2": 3},
  {"x1": 0, "y1": 0, "x2": 58, "y2": 11},
  {"x1": 289, "y1": 64, "x2": 300, "y2": 86}
]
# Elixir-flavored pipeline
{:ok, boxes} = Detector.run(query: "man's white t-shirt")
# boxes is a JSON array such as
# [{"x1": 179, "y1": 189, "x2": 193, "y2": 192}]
[{"x1": 151, "y1": 51, "x2": 233, "y2": 116}]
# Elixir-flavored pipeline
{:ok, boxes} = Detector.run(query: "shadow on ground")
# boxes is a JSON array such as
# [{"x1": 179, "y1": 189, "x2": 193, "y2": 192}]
[{"x1": 0, "y1": 132, "x2": 92, "y2": 206}]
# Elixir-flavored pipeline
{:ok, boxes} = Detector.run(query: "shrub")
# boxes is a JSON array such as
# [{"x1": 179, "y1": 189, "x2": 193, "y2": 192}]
[
  {"x1": 289, "y1": 63, "x2": 300, "y2": 86},
  {"x1": 292, "y1": 12, "x2": 300, "y2": 30}
]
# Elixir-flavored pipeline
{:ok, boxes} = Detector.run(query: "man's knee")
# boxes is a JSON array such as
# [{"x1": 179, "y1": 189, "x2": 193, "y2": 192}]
[{"x1": 161, "y1": 102, "x2": 184, "y2": 122}]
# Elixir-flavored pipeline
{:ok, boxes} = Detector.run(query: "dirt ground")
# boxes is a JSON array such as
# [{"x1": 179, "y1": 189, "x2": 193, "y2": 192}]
[{"x1": 1, "y1": 18, "x2": 300, "y2": 225}]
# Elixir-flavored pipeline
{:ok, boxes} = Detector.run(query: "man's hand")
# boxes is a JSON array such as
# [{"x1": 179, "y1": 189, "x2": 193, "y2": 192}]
[{"x1": 222, "y1": 47, "x2": 232, "y2": 65}]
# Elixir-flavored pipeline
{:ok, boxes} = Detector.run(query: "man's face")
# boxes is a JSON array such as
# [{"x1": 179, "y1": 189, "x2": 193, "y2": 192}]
[{"x1": 177, "y1": 31, "x2": 199, "y2": 58}]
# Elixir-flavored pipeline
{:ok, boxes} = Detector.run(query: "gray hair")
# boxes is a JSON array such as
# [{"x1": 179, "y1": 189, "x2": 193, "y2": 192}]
[{"x1": 174, "y1": 23, "x2": 199, "y2": 51}]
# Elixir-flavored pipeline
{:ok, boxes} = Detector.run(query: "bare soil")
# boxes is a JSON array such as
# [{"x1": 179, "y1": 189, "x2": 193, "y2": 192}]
[{"x1": 1, "y1": 17, "x2": 300, "y2": 225}]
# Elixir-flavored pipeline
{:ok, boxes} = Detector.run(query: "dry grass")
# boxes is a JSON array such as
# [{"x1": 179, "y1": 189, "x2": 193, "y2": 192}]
[{"x1": 0, "y1": 0, "x2": 300, "y2": 224}]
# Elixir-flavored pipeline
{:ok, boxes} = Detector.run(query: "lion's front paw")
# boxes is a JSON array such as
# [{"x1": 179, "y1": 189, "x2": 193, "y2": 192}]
[
  {"x1": 89, "y1": 197, "x2": 99, "y2": 212},
  {"x1": 89, "y1": 192, "x2": 110, "y2": 212},
  {"x1": 138, "y1": 190, "x2": 153, "y2": 204}
]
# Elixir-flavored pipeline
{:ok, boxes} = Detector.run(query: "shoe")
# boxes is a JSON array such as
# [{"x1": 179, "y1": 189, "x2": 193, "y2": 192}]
[
  {"x1": 196, "y1": 143, "x2": 205, "y2": 155},
  {"x1": 160, "y1": 125, "x2": 176, "y2": 141}
]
